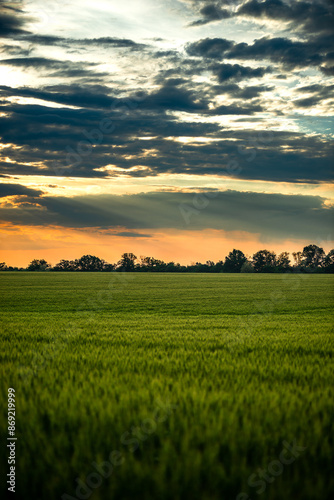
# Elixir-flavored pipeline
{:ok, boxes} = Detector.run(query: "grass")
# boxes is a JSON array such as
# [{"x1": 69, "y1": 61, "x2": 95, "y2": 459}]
[{"x1": 0, "y1": 272, "x2": 333, "y2": 500}]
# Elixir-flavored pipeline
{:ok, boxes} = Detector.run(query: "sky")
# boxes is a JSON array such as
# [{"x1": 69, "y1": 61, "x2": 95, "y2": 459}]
[{"x1": 0, "y1": 0, "x2": 333, "y2": 266}]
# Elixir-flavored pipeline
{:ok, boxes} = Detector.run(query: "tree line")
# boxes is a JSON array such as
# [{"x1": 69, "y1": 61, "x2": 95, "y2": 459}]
[{"x1": 1, "y1": 245, "x2": 333, "y2": 273}]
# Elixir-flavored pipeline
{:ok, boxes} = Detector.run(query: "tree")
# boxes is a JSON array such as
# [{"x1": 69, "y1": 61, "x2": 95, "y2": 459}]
[
  {"x1": 240, "y1": 261, "x2": 254, "y2": 273},
  {"x1": 53, "y1": 259, "x2": 77, "y2": 271},
  {"x1": 301, "y1": 245, "x2": 325, "y2": 270},
  {"x1": 324, "y1": 249, "x2": 334, "y2": 273},
  {"x1": 224, "y1": 249, "x2": 247, "y2": 273},
  {"x1": 165, "y1": 261, "x2": 182, "y2": 272},
  {"x1": 0, "y1": 262, "x2": 7, "y2": 271},
  {"x1": 76, "y1": 255, "x2": 106, "y2": 272},
  {"x1": 276, "y1": 252, "x2": 291, "y2": 272},
  {"x1": 292, "y1": 251, "x2": 302, "y2": 268},
  {"x1": 215, "y1": 260, "x2": 224, "y2": 273},
  {"x1": 27, "y1": 259, "x2": 51, "y2": 271},
  {"x1": 117, "y1": 253, "x2": 137, "y2": 271},
  {"x1": 252, "y1": 250, "x2": 276, "y2": 273},
  {"x1": 103, "y1": 263, "x2": 115, "y2": 272},
  {"x1": 139, "y1": 256, "x2": 166, "y2": 271}
]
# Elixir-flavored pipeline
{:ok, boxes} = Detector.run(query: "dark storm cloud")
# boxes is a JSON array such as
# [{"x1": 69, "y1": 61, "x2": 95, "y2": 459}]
[
  {"x1": 187, "y1": 0, "x2": 334, "y2": 39},
  {"x1": 228, "y1": 37, "x2": 328, "y2": 70},
  {"x1": 190, "y1": 3, "x2": 232, "y2": 26},
  {"x1": 0, "y1": 76, "x2": 214, "y2": 115},
  {"x1": 320, "y1": 65, "x2": 334, "y2": 76},
  {"x1": 184, "y1": 0, "x2": 244, "y2": 26},
  {"x1": 140, "y1": 80, "x2": 209, "y2": 112},
  {"x1": 0, "y1": 84, "x2": 122, "y2": 109},
  {"x1": 0, "y1": 95, "x2": 332, "y2": 183},
  {"x1": 0, "y1": 2, "x2": 31, "y2": 37},
  {"x1": 213, "y1": 63, "x2": 270, "y2": 82},
  {"x1": 0, "y1": 80, "x2": 208, "y2": 112},
  {"x1": 0, "y1": 77, "x2": 210, "y2": 114},
  {"x1": 186, "y1": 38, "x2": 233, "y2": 58},
  {"x1": 0, "y1": 189, "x2": 332, "y2": 241},
  {"x1": 186, "y1": 1, "x2": 334, "y2": 71},
  {"x1": 0, "y1": 183, "x2": 43, "y2": 198},
  {"x1": 186, "y1": 36, "x2": 332, "y2": 71},
  {"x1": 212, "y1": 102, "x2": 263, "y2": 114},
  {"x1": 238, "y1": 0, "x2": 334, "y2": 37}
]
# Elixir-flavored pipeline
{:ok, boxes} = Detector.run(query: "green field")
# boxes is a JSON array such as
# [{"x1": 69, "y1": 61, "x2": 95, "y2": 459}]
[{"x1": 1, "y1": 272, "x2": 333, "y2": 500}]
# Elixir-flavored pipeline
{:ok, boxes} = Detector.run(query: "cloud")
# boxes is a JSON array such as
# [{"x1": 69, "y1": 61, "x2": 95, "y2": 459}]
[
  {"x1": 186, "y1": 37, "x2": 234, "y2": 58},
  {"x1": 0, "y1": 94, "x2": 332, "y2": 183},
  {"x1": 186, "y1": 0, "x2": 334, "y2": 41},
  {"x1": 214, "y1": 84, "x2": 273, "y2": 99},
  {"x1": 211, "y1": 102, "x2": 263, "y2": 114},
  {"x1": 190, "y1": 3, "x2": 232, "y2": 26},
  {"x1": 0, "y1": 84, "x2": 120, "y2": 109},
  {"x1": 228, "y1": 36, "x2": 327, "y2": 69},
  {"x1": 0, "y1": 2, "x2": 32, "y2": 37},
  {"x1": 0, "y1": 2, "x2": 332, "y2": 187},
  {"x1": 114, "y1": 231, "x2": 152, "y2": 238},
  {"x1": 320, "y1": 65, "x2": 334, "y2": 76},
  {"x1": 0, "y1": 43, "x2": 31, "y2": 56},
  {"x1": 238, "y1": 0, "x2": 334, "y2": 38},
  {"x1": 186, "y1": 35, "x2": 332, "y2": 71},
  {"x1": 213, "y1": 63, "x2": 270, "y2": 82},
  {"x1": 0, "y1": 57, "x2": 108, "y2": 78},
  {"x1": 0, "y1": 183, "x2": 43, "y2": 198},
  {"x1": 141, "y1": 79, "x2": 208, "y2": 112},
  {"x1": 19, "y1": 34, "x2": 148, "y2": 50},
  {"x1": 293, "y1": 83, "x2": 334, "y2": 108},
  {"x1": 0, "y1": 189, "x2": 332, "y2": 241}
]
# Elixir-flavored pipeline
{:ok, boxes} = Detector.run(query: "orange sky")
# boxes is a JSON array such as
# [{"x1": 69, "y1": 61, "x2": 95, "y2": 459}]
[{"x1": 1, "y1": 224, "x2": 331, "y2": 267}]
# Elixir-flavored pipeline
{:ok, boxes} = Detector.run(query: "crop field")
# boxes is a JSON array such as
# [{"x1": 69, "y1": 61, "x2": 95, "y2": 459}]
[{"x1": 0, "y1": 272, "x2": 333, "y2": 500}]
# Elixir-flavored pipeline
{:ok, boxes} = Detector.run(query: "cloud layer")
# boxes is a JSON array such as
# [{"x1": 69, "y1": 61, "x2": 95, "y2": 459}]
[
  {"x1": 0, "y1": 0, "x2": 333, "y2": 252},
  {"x1": 0, "y1": 187, "x2": 332, "y2": 241}
]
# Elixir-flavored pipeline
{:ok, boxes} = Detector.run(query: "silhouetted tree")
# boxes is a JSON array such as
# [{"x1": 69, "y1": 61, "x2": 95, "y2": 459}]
[
  {"x1": 13, "y1": 246, "x2": 334, "y2": 273},
  {"x1": 301, "y1": 245, "x2": 325, "y2": 270},
  {"x1": 117, "y1": 253, "x2": 137, "y2": 271},
  {"x1": 240, "y1": 261, "x2": 254, "y2": 273},
  {"x1": 103, "y1": 263, "x2": 115, "y2": 272},
  {"x1": 205, "y1": 260, "x2": 216, "y2": 272},
  {"x1": 139, "y1": 256, "x2": 166, "y2": 272},
  {"x1": 224, "y1": 249, "x2": 247, "y2": 273},
  {"x1": 215, "y1": 260, "x2": 224, "y2": 273},
  {"x1": 165, "y1": 261, "x2": 182, "y2": 272},
  {"x1": 324, "y1": 249, "x2": 334, "y2": 273},
  {"x1": 0, "y1": 262, "x2": 7, "y2": 271},
  {"x1": 292, "y1": 251, "x2": 303, "y2": 268},
  {"x1": 27, "y1": 259, "x2": 51, "y2": 271},
  {"x1": 252, "y1": 250, "x2": 276, "y2": 273},
  {"x1": 276, "y1": 252, "x2": 291, "y2": 272},
  {"x1": 76, "y1": 255, "x2": 106, "y2": 272},
  {"x1": 53, "y1": 259, "x2": 77, "y2": 271}
]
